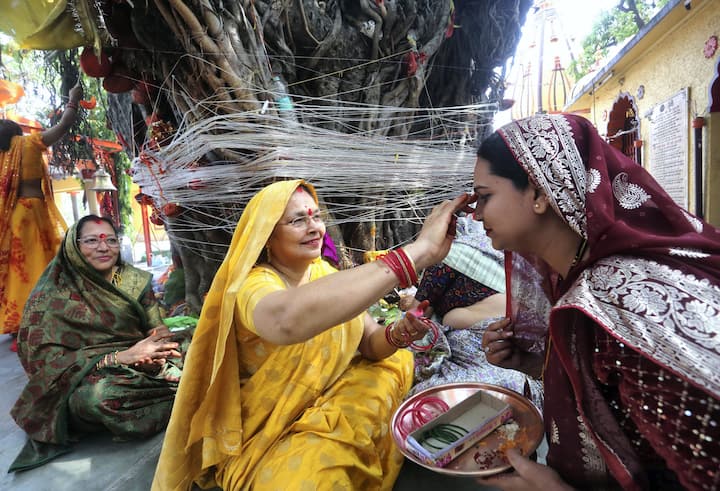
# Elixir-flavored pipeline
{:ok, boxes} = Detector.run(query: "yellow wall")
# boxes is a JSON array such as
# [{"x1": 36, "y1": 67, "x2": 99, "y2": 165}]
[
  {"x1": 708, "y1": 113, "x2": 720, "y2": 225},
  {"x1": 565, "y1": 0, "x2": 720, "y2": 225}
]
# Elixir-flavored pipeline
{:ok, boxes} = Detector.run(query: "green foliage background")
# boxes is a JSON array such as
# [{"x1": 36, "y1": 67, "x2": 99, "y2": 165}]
[
  {"x1": 1, "y1": 40, "x2": 134, "y2": 239},
  {"x1": 569, "y1": 0, "x2": 670, "y2": 80}
]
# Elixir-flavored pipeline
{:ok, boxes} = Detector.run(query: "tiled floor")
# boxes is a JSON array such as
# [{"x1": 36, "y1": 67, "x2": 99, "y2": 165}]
[{"x1": 0, "y1": 334, "x2": 506, "y2": 490}]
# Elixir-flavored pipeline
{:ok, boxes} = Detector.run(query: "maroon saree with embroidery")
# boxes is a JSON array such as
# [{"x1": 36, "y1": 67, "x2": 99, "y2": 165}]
[{"x1": 496, "y1": 114, "x2": 720, "y2": 490}]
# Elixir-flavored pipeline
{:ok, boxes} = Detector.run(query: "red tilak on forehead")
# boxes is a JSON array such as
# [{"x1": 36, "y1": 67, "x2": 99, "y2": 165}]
[
  {"x1": 94, "y1": 219, "x2": 103, "y2": 224},
  {"x1": 307, "y1": 208, "x2": 313, "y2": 216},
  {"x1": 99, "y1": 233, "x2": 107, "y2": 239}
]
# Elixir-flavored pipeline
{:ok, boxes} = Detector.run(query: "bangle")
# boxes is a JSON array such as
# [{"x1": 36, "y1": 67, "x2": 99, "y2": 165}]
[
  {"x1": 408, "y1": 318, "x2": 440, "y2": 352},
  {"x1": 66, "y1": 102, "x2": 78, "y2": 110},
  {"x1": 377, "y1": 248, "x2": 418, "y2": 288},
  {"x1": 95, "y1": 350, "x2": 121, "y2": 370},
  {"x1": 420, "y1": 423, "x2": 468, "y2": 449},
  {"x1": 395, "y1": 248, "x2": 418, "y2": 285},
  {"x1": 384, "y1": 322, "x2": 410, "y2": 349},
  {"x1": 397, "y1": 396, "x2": 450, "y2": 439}
]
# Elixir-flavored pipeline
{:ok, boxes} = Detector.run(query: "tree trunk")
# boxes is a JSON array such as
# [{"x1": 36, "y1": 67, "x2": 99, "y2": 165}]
[{"x1": 98, "y1": 0, "x2": 531, "y2": 312}]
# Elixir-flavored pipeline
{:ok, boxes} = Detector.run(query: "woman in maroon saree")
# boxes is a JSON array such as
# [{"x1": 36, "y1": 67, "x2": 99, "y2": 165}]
[{"x1": 473, "y1": 113, "x2": 719, "y2": 490}]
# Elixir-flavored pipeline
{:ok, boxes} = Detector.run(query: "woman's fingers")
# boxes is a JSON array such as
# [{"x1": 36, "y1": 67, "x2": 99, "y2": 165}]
[
  {"x1": 401, "y1": 314, "x2": 429, "y2": 340},
  {"x1": 483, "y1": 317, "x2": 514, "y2": 363}
]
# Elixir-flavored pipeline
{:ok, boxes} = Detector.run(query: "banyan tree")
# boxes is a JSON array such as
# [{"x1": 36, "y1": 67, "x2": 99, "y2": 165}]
[{"x1": 2, "y1": 0, "x2": 531, "y2": 313}]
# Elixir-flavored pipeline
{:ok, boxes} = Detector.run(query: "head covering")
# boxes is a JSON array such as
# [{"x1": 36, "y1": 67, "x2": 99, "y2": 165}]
[
  {"x1": 494, "y1": 113, "x2": 720, "y2": 394},
  {"x1": 154, "y1": 179, "x2": 318, "y2": 489},
  {"x1": 497, "y1": 113, "x2": 720, "y2": 282},
  {"x1": 12, "y1": 220, "x2": 156, "y2": 443}
]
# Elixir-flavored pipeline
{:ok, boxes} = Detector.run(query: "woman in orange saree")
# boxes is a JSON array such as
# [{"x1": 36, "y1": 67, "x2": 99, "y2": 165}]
[{"x1": 0, "y1": 84, "x2": 82, "y2": 348}]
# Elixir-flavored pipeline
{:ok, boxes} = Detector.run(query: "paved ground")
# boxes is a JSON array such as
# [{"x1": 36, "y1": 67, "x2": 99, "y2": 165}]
[{"x1": 0, "y1": 334, "x2": 506, "y2": 490}]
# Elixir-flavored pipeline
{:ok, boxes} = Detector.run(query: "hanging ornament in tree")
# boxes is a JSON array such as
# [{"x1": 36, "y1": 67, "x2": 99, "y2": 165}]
[
  {"x1": 80, "y1": 47, "x2": 112, "y2": 78},
  {"x1": 80, "y1": 96, "x2": 97, "y2": 109},
  {"x1": 0, "y1": 79, "x2": 25, "y2": 107},
  {"x1": 103, "y1": 63, "x2": 134, "y2": 93}
]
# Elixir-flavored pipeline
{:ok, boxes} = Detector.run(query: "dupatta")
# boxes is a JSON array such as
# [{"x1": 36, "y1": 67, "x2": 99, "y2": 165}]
[
  {"x1": 12, "y1": 220, "x2": 156, "y2": 444},
  {"x1": 0, "y1": 134, "x2": 22, "y2": 254}
]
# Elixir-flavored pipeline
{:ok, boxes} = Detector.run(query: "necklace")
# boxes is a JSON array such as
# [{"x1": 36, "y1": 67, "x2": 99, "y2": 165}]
[
  {"x1": 558, "y1": 237, "x2": 588, "y2": 283},
  {"x1": 569, "y1": 237, "x2": 588, "y2": 269},
  {"x1": 111, "y1": 266, "x2": 122, "y2": 287},
  {"x1": 541, "y1": 336, "x2": 552, "y2": 381}
]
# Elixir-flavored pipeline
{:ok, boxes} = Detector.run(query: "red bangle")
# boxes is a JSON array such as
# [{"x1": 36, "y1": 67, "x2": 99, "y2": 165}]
[
  {"x1": 378, "y1": 251, "x2": 408, "y2": 288},
  {"x1": 385, "y1": 322, "x2": 409, "y2": 348},
  {"x1": 377, "y1": 249, "x2": 417, "y2": 288},
  {"x1": 395, "y1": 248, "x2": 418, "y2": 285},
  {"x1": 66, "y1": 103, "x2": 78, "y2": 110}
]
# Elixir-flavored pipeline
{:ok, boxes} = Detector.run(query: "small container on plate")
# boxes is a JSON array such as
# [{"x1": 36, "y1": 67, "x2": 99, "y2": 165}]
[{"x1": 405, "y1": 390, "x2": 513, "y2": 467}]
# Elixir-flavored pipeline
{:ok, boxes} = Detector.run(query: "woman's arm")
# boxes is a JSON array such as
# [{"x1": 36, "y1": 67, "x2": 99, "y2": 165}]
[
  {"x1": 442, "y1": 293, "x2": 505, "y2": 329},
  {"x1": 41, "y1": 84, "x2": 83, "y2": 147},
  {"x1": 253, "y1": 194, "x2": 472, "y2": 344}
]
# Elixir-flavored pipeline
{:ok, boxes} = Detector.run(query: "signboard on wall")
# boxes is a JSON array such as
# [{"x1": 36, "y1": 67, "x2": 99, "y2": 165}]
[{"x1": 645, "y1": 88, "x2": 689, "y2": 210}]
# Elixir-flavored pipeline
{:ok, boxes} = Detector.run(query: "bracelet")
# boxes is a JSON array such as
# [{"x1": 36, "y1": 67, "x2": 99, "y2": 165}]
[
  {"x1": 384, "y1": 322, "x2": 410, "y2": 349},
  {"x1": 377, "y1": 248, "x2": 418, "y2": 288},
  {"x1": 66, "y1": 102, "x2": 78, "y2": 110},
  {"x1": 395, "y1": 248, "x2": 419, "y2": 285},
  {"x1": 95, "y1": 350, "x2": 120, "y2": 370},
  {"x1": 397, "y1": 396, "x2": 450, "y2": 439},
  {"x1": 408, "y1": 318, "x2": 440, "y2": 352},
  {"x1": 420, "y1": 423, "x2": 468, "y2": 449}
]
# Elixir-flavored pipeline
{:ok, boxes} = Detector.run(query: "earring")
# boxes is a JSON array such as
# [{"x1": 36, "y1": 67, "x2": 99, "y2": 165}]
[{"x1": 534, "y1": 203, "x2": 540, "y2": 209}]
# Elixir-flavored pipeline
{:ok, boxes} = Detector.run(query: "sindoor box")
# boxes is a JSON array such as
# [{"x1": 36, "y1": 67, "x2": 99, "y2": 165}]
[{"x1": 405, "y1": 390, "x2": 513, "y2": 467}]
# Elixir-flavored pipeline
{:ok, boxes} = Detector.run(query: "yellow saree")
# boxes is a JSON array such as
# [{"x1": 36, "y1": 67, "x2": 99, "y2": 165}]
[
  {"x1": 0, "y1": 133, "x2": 67, "y2": 334},
  {"x1": 153, "y1": 180, "x2": 413, "y2": 490}
]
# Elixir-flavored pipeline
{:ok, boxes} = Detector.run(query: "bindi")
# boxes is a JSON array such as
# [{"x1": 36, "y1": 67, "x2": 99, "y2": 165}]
[
  {"x1": 307, "y1": 208, "x2": 313, "y2": 216},
  {"x1": 99, "y1": 233, "x2": 107, "y2": 239}
]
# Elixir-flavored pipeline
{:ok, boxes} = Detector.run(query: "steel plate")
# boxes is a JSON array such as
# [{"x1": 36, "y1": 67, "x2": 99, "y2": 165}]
[{"x1": 391, "y1": 382, "x2": 544, "y2": 477}]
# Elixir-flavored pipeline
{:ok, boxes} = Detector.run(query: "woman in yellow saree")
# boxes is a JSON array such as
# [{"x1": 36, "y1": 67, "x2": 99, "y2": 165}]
[
  {"x1": 153, "y1": 179, "x2": 471, "y2": 490},
  {"x1": 0, "y1": 83, "x2": 82, "y2": 347}
]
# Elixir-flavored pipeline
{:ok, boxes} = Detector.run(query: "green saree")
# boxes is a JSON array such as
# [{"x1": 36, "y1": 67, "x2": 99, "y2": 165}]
[{"x1": 9, "y1": 222, "x2": 189, "y2": 472}]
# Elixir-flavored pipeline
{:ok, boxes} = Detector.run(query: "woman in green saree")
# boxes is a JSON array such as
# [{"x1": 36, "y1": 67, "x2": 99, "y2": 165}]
[{"x1": 9, "y1": 215, "x2": 190, "y2": 472}]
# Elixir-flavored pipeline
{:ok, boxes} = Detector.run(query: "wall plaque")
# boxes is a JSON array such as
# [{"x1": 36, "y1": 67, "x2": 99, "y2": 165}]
[{"x1": 645, "y1": 88, "x2": 689, "y2": 210}]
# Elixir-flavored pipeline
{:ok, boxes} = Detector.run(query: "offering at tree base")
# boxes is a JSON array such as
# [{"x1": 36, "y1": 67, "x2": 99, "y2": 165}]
[{"x1": 405, "y1": 390, "x2": 513, "y2": 467}]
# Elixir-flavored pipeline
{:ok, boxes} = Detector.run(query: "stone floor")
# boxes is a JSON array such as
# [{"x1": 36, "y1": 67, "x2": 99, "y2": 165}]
[{"x1": 0, "y1": 334, "x2": 506, "y2": 490}]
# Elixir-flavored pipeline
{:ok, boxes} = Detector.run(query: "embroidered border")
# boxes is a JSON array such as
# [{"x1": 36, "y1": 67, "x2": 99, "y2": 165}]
[
  {"x1": 499, "y1": 114, "x2": 588, "y2": 239},
  {"x1": 557, "y1": 256, "x2": 720, "y2": 398}
]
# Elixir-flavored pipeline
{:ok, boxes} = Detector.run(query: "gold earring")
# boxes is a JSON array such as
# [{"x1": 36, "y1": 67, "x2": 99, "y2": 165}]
[{"x1": 534, "y1": 203, "x2": 540, "y2": 209}]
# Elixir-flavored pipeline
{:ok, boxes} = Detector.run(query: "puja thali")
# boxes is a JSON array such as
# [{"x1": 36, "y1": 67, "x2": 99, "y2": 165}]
[{"x1": 391, "y1": 382, "x2": 544, "y2": 477}]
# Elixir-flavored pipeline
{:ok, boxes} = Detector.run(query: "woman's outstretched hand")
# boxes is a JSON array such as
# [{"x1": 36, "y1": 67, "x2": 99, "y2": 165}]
[{"x1": 477, "y1": 449, "x2": 574, "y2": 491}]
